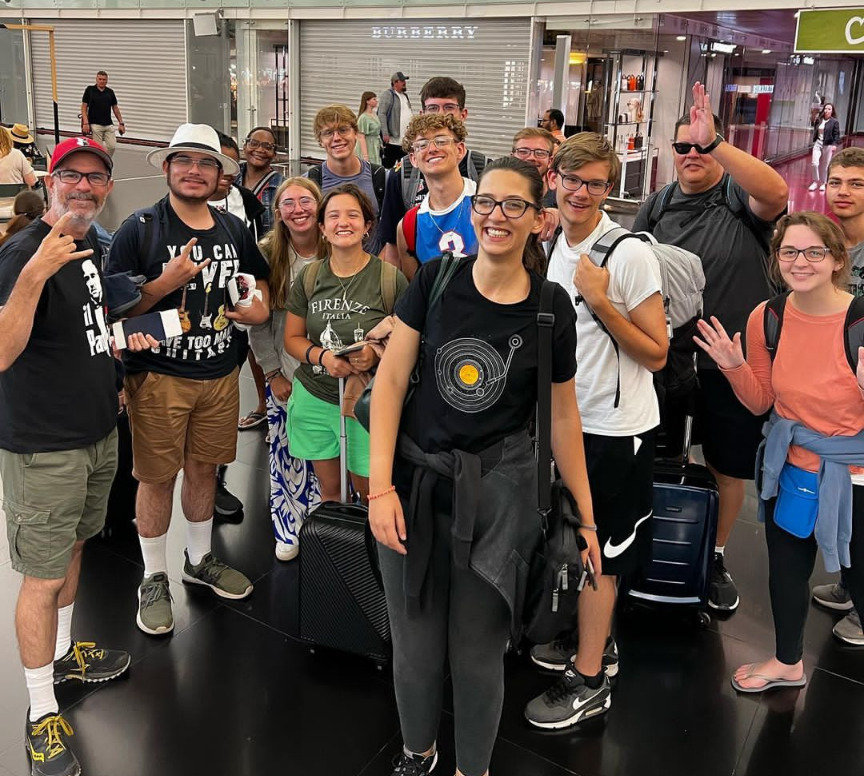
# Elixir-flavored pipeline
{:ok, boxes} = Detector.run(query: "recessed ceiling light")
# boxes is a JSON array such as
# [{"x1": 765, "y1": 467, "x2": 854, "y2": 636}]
[
  {"x1": 676, "y1": 35, "x2": 687, "y2": 41},
  {"x1": 762, "y1": 49, "x2": 772, "y2": 54}
]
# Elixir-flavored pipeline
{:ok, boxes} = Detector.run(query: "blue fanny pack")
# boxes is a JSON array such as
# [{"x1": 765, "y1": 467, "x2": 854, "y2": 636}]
[{"x1": 773, "y1": 463, "x2": 819, "y2": 539}]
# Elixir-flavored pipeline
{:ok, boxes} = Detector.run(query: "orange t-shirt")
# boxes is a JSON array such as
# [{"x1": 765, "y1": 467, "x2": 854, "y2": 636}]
[{"x1": 722, "y1": 299, "x2": 864, "y2": 474}]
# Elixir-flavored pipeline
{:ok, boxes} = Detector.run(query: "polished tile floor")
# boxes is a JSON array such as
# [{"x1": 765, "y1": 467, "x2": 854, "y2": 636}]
[{"x1": 2, "y1": 143, "x2": 863, "y2": 776}]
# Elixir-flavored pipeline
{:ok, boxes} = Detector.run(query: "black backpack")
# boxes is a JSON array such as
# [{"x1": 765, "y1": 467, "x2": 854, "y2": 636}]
[
  {"x1": 307, "y1": 162, "x2": 387, "y2": 212},
  {"x1": 763, "y1": 292, "x2": 864, "y2": 372},
  {"x1": 645, "y1": 173, "x2": 774, "y2": 259},
  {"x1": 399, "y1": 150, "x2": 488, "y2": 209}
]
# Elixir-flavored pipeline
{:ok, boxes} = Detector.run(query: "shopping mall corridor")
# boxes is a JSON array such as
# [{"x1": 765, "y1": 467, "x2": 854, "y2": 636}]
[{"x1": 1, "y1": 143, "x2": 863, "y2": 776}]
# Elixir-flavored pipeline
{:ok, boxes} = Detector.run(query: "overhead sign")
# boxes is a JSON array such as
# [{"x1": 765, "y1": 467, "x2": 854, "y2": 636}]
[
  {"x1": 371, "y1": 25, "x2": 478, "y2": 41},
  {"x1": 796, "y1": 9, "x2": 864, "y2": 53}
]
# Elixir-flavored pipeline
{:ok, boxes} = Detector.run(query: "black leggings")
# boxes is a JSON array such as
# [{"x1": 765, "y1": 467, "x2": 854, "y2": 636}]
[
  {"x1": 765, "y1": 484, "x2": 864, "y2": 665},
  {"x1": 379, "y1": 501, "x2": 511, "y2": 776}
]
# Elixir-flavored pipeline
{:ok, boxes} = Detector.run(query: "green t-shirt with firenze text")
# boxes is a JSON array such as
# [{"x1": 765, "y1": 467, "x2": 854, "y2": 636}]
[{"x1": 287, "y1": 256, "x2": 408, "y2": 404}]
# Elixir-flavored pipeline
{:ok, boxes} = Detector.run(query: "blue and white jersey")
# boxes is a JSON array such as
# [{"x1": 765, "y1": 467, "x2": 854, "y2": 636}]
[{"x1": 415, "y1": 179, "x2": 477, "y2": 263}]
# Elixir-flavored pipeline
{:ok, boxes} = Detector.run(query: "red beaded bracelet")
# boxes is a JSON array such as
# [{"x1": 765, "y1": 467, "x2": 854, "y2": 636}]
[{"x1": 368, "y1": 485, "x2": 396, "y2": 501}]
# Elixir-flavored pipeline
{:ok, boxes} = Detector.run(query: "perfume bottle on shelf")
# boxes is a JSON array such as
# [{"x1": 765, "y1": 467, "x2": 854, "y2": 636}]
[
  {"x1": 628, "y1": 74, "x2": 637, "y2": 91},
  {"x1": 636, "y1": 73, "x2": 645, "y2": 90}
]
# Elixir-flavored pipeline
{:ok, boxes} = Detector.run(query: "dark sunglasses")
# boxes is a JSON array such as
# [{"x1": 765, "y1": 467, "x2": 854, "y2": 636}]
[{"x1": 672, "y1": 141, "x2": 714, "y2": 155}]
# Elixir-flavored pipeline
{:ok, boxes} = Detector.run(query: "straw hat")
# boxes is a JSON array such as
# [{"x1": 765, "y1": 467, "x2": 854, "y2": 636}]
[
  {"x1": 146, "y1": 123, "x2": 240, "y2": 177},
  {"x1": 10, "y1": 123, "x2": 34, "y2": 144}
]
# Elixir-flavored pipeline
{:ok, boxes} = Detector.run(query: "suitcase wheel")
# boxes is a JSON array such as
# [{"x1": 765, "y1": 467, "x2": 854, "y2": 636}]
[{"x1": 697, "y1": 611, "x2": 711, "y2": 627}]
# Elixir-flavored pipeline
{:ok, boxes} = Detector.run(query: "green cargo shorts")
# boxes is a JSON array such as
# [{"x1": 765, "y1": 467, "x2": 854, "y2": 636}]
[{"x1": 0, "y1": 429, "x2": 118, "y2": 579}]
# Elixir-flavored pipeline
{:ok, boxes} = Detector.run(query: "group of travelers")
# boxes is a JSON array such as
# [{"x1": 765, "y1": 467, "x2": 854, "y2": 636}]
[{"x1": 2, "y1": 68, "x2": 864, "y2": 776}]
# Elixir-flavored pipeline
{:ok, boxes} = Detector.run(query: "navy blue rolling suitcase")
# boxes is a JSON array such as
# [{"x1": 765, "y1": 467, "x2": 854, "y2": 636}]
[
  {"x1": 623, "y1": 415, "x2": 719, "y2": 622},
  {"x1": 298, "y1": 379, "x2": 391, "y2": 664}
]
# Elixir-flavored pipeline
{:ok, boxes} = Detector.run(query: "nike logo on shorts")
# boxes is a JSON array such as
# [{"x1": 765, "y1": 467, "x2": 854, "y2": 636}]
[{"x1": 603, "y1": 512, "x2": 653, "y2": 559}]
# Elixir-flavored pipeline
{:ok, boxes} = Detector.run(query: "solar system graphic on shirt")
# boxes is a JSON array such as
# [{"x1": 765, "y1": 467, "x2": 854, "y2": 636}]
[{"x1": 434, "y1": 335, "x2": 522, "y2": 413}]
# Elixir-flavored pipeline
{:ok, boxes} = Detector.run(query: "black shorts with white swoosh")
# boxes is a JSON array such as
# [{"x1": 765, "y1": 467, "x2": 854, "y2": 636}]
[{"x1": 583, "y1": 428, "x2": 656, "y2": 576}]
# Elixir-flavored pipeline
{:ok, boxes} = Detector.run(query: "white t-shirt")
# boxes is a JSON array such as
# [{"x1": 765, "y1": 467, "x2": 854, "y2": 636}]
[
  {"x1": 547, "y1": 211, "x2": 662, "y2": 436},
  {"x1": 394, "y1": 92, "x2": 412, "y2": 144},
  {"x1": 209, "y1": 186, "x2": 249, "y2": 227},
  {"x1": 0, "y1": 149, "x2": 34, "y2": 214}
]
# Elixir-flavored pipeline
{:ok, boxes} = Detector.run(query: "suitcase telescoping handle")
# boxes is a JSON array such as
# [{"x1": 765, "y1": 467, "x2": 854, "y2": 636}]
[
  {"x1": 680, "y1": 352, "x2": 696, "y2": 463},
  {"x1": 339, "y1": 376, "x2": 348, "y2": 503}
]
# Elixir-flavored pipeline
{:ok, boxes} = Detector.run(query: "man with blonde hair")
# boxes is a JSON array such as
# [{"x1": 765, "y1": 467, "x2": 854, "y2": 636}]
[
  {"x1": 525, "y1": 132, "x2": 668, "y2": 731},
  {"x1": 307, "y1": 104, "x2": 387, "y2": 249},
  {"x1": 395, "y1": 114, "x2": 473, "y2": 279}
]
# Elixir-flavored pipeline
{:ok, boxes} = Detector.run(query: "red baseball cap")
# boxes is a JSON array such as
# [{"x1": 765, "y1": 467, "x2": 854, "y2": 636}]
[{"x1": 49, "y1": 137, "x2": 113, "y2": 174}]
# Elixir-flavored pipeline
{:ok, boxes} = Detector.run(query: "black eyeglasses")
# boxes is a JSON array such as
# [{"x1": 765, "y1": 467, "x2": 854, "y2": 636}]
[
  {"x1": 245, "y1": 138, "x2": 276, "y2": 152},
  {"x1": 469, "y1": 195, "x2": 539, "y2": 219},
  {"x1": 513, "y1": 147, "x2": 552, "y2": 160},
  {"x1": 672, "y1": 141, "x2": 715, "y2": 155},
  {"x1": 52, "y1": 170, "x2": 111, "y2": 186},
  {"x1": 776, "y1": 246, "x2": 831, "y2": 262},
  {"x1": 555, "y1": 174, "x2": 611, "y2": 196}
]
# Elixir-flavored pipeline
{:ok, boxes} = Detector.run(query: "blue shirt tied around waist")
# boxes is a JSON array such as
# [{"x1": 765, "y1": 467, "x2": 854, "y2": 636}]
[{"x1": 757, "y1": 411, "x2": 864, "y2": 572}]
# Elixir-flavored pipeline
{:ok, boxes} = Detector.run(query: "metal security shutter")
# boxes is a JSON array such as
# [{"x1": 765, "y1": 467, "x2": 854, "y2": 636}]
[
  {"x1": 31, "y1": 20, "x2": 186, "y2": 143},
  {"x1": 299, "y1": 19, "x2": 532, "y2": 160}
]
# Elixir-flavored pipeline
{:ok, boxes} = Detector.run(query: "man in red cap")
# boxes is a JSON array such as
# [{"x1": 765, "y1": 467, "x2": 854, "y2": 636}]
[{"x1": 0, "y1": 136, "x2": 153, "y2": 776}]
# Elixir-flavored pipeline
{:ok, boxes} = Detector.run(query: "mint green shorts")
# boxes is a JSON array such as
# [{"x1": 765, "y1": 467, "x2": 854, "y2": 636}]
[{"x1": 286, "y1": 379, "x2": 370, "y2": 477}]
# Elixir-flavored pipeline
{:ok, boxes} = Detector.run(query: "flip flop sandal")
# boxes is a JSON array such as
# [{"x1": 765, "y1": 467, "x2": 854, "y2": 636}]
[
  {"x1": 731, "y1": 665, "x2": 807, "y2": 694},
  {"x1": 238, "y1": 411, "x2": 267, "y2": 430}
]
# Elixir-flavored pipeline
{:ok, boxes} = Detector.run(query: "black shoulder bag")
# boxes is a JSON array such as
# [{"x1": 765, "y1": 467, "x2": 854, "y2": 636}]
[
  {"x1": 354, "y1": 252, "x2": 459, "y2": 431},
  {"x1": 523, "y1": 280, "x2": 588, "y2": 645}
]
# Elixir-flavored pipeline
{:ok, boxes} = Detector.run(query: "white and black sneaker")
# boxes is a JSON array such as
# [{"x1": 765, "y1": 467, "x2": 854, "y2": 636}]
[
  {"x1": 524, "y1": 666, "x2": 611, "y2": 730},
  {"x1": 530, "y1": 634, "x2": 619, "y2": 678},
  {"x1": 390, "y1": 749, "x2": 438, "y2": 775}
]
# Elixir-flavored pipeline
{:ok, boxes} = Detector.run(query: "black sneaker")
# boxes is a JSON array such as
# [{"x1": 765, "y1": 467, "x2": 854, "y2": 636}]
[
  {"x1": 214, "y1": 467, "x2": 243, "y2": 520},
  {"x1": 709, "y1": 552, "x2": 740, "y2": 612},
  {"x1": 390, "y1": 750, "x2": 438, "y2": 775},
  {"x1": 26, "y1": 711, "x2": 80, "y2": 776},
  {"x1": 530, "y1": 634, "x2": 619, "y2": 678},
  {"x1": 53, "y1": 641, "x2": 131, "y2": 684},
  {"x1": 524, "y1": 666, "x2": 611, "y2": 729}
]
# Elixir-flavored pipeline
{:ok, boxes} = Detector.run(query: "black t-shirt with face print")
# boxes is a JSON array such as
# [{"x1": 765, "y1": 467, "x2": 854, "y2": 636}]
[
  {"x1": 0, "y1": 219, "x2": 117, "y2": 452},
  {"x1": 396, "y1": 256, "x2": 577, "y2": 455},
  {"x1": 107, "y1": 198, "x2": 269, "y2": 380}
]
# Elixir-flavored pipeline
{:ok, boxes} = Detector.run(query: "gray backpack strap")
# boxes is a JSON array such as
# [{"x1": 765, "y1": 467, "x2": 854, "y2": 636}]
[
  {"x1": 587, "y1": 226, "x2": 643, "y2": 268},
  {"x1": 401, "y1": 159, "x2": 423, "y2": 209}
]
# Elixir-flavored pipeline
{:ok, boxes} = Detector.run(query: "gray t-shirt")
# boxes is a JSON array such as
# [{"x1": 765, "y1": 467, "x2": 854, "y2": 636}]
[
  {"x1": 633, "y1": 174, "x2": 779, "y2": 368},
  {"x1": 320, "y1": 159, "x2": 380, "y2": 217},
  {"x1": 287, "y1": 257, "x2": 407, "y2": 404},
  {"x1": 849, "y1": 241, "x2": 864, "y2": 297}
]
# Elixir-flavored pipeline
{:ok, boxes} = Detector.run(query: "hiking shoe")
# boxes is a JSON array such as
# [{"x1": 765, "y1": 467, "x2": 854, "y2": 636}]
[
  {"x1": 53, "y1": 641, "x2": 130, "y2": 684},
  {"x1": 524, "y1": 666, "x2": 611, "y2": 729},
  {"x1": 390, "y1": 750, "x2": 438, "y2": 775},
  {"x1": 182, "y1": 551, "x2": 253, "y2": 600},
  {"x1": 137, "y1": 572, "x2": 174, "y2": 636},
  {"x1": 833, "y1": 609, "x2": 864, "y2": 645},
  {"x1": 813, "y1": 581, "x2": 854, "y2": 611},
  {"x1": 709, "y1": 553, "x2": 740, "y2": 612},
  {"x1": 530, "y1": 634, "x2": 619, "y2": 678},
  {"x1": 26, "y1": 711, "x2": 80, "y2": 776}
]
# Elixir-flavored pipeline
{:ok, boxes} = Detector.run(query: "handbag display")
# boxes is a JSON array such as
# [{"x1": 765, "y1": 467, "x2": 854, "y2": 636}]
[
  {"x1": 522, "y1": 280, "x2": 588, "y2": 645},
  {"x1": 354, "y1": 251, "x2": 458, "y2": 431},
  {"x1": 773, "y1": 463, "x2": 819, "y2": 539}
]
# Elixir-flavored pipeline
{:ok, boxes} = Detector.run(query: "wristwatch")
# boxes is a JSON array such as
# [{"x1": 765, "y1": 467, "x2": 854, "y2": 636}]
[{"x1": 701, "y1": 132, "x2": 724, "y2": 154}]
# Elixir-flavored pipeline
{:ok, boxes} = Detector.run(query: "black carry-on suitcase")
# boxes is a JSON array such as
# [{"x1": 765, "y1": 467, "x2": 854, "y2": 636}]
[
  {"x1": 623, "y1": 413, "x2": 719, "y2": 625},
  {"x1": 298, "y1": 378, "x2": 391, "y2": 664},
  {"x1": 102, "y1": 410, "x2": 138, "y2": 539}
]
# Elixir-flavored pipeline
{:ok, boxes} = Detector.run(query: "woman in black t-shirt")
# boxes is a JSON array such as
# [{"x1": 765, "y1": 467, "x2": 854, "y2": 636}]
[{"x1": 368, "y1": 157, "x2": 599, "y2": 776}]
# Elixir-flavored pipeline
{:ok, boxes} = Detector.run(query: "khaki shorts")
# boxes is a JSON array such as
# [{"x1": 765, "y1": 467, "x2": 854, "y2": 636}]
[
  {"x1": 125, "y1": 369, "x2": 240, "y2": 484},
  {"x1": 1, "y1": 429, "x2": 118, "y2": 579}
]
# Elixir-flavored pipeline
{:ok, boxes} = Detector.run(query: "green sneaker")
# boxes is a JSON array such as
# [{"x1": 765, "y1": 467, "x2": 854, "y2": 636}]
[
  {"x1": 137, "y1": 572, "x2": 174, "y2": 636},
  {"x1": 53, "y1": 641, "x2": 130, "y2": 684},
  {"x1": 182, "y1": 551, "x2": 253, "y2": 600}
]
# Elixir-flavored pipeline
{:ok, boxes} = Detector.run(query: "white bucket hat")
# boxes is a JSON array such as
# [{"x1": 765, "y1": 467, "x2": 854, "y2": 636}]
[{"x1": 147, "y1": 123, "x2": 240, "y2": 177}]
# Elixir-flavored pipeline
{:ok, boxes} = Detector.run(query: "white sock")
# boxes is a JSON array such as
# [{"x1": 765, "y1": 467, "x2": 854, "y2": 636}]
[
  {"x1": 404, "y1": 744, "x2": 436, "y2": 760},
  {"x1": 186, "y1": 518, "x2": 213, "y2": 566},
  {"x1": 139, "y1": 534, "x2": 168, "y2": 578},
  {"x1": 25, "y1": 664, "x2": 58, "y2": 721},
  {"x1": 54, "y1": 604, "x2": 74, "y2": 662},
  {"x1": 715, "y1": 545, "x2": 725, "y2": 556}
]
